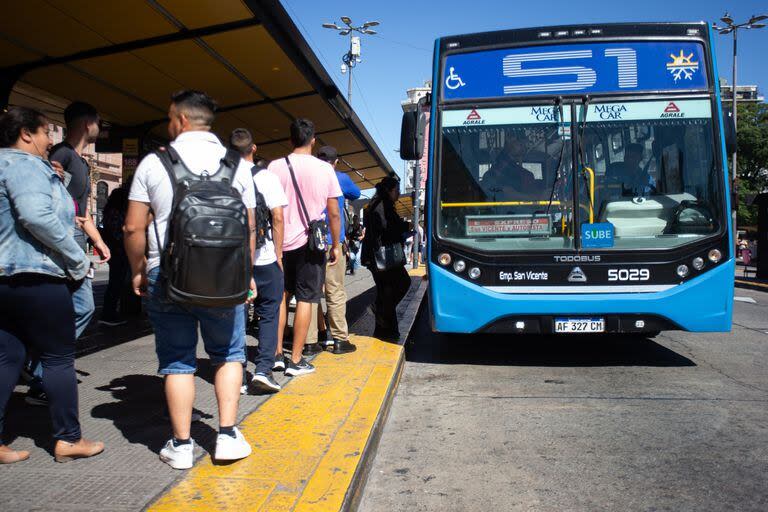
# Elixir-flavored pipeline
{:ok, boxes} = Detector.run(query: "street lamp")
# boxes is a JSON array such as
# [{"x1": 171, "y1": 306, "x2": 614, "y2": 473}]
[
  {"x1": 712, "y1": 12, "x2": 766, "y2": 243},
  {"x1": 322, "y1": 16, "x2": 380, "y2": 104}
]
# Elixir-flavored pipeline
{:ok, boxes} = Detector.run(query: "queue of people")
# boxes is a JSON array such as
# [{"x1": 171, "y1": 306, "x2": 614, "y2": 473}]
[{"x1": 0, "y1": 90, "x2": 415, "y2": 469}]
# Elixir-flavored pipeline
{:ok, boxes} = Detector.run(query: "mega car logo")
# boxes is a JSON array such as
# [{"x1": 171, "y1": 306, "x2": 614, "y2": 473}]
[
  {"x1": 530, "y1": 106, "x2": 557, "y2": 122},
  {"x1": 660, "y1": 101, "x2": 684, "y2": 118},
  {"x1": 464, "y1": 109, "x2": 485, "y2": 125},
  {"x1": 594, "y1": 104, "x2": 627, "y2": 120}
]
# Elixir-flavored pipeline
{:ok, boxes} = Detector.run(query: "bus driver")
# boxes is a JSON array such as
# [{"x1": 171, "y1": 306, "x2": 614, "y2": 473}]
[
  {"x1": 605, "y1": 143, "x2": 657, "y2": 198},
  {"x1": 480, "y1": 134, "x2": 539, "y2": 200}
]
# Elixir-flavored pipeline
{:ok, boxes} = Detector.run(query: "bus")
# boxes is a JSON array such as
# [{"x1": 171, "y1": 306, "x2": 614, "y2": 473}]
[{"x1": 400, "y1": 23, "x2": 735, "y2": 335}]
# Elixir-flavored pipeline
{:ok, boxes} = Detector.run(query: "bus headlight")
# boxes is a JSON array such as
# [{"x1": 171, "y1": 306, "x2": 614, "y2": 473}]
[
  {"x1": 692, "y1": 257, "x2": 705, "y2": 271},
  {"x1": 468, "y1": 267, "x2": 482, "y2": 280},
  {"x1": 708, "y1": 249, "x2": 722, "y2": 263},
  {"x1": 453, "y1": 260, "x2": 466, "y2": 273},
  {"x1": 438, "y1": 253, "x2": 452, "y2": 266},
  {"x1": 676, "y1": 264, "x2": 689, "y2": 278}
]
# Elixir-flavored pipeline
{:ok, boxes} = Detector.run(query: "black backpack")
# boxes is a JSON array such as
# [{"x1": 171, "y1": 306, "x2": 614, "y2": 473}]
[
  {"x1": 153, "y1": 146, "x2": 251, "y2": 308},
  {"x1": 251, "y1": 165, "x2": 273, "y2": 250}
]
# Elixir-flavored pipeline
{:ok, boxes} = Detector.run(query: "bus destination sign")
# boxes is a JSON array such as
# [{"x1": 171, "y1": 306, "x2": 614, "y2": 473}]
[
  {"x1": 443, "y1": 41, "x2": 708, "y2": 100},
  {"x1": 466, "y1": 215, "x2": 550, "y2": 237}
]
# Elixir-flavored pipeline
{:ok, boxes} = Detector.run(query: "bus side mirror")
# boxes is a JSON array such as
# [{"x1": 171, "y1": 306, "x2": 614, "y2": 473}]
[
  {"x1": 400, "y1": 110, "x2": 426, "y2": 161},
  {"x1": 723, "y1": 110, "x2": 737, "y2": 157}
]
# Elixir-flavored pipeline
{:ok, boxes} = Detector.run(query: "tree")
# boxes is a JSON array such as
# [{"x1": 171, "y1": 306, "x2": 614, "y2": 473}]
[{"x1": 735, "y1": 102, "x2": 768, "y2": 227}]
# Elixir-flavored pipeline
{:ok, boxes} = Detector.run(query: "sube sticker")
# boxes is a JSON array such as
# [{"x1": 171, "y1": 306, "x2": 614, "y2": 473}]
[{"x1": 581, "y1": 222, "x2": 614, "y2": 248}]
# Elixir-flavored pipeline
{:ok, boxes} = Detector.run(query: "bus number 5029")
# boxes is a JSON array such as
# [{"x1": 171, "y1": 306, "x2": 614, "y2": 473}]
[{"x1": 608, "y1": 269, "x2": 650, "y2": 282}]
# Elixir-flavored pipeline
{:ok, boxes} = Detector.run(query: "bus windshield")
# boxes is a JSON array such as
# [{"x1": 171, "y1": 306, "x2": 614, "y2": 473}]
[
  {"x1": 436, "y1": 100, "x2": 722, "y2": 251},
  {"x1": 438, "y1": 105, "x2": 575, "y2": 251},
  {"x1": 579, "y1": 99, "x2": 721, "y2": 249}
]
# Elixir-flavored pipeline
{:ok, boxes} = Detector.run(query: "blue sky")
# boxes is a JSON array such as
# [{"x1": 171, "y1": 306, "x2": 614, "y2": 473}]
[{"x1": 280, "y1": 0, "x2": 768, "y2": 182}]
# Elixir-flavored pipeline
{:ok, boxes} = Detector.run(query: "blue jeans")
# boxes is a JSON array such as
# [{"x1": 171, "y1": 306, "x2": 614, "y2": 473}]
[
  {"x1": 145, "y1": 267, "x2": 246, "y2": 375},
  {"x1": 249, "y1": 262, "x2": 284, "y2": 375},
  {"x1": 29, "y1": 276, "x2": 94, "y2": 391}
]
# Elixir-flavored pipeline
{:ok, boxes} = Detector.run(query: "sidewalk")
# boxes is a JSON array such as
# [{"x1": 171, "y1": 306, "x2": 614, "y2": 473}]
[{"x1": 0, "y1": 267, "x2": 427, "y2": 512}]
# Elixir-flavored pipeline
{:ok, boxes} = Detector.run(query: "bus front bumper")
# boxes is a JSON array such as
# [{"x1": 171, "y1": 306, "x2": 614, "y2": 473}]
[{"x1": 428, "y1": 260, "x2": 734, "y2": 334}]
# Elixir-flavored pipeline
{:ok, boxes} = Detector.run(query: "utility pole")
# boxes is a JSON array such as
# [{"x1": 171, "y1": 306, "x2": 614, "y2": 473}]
[{"x1": 322, "y1": 17, "x2": 380, "y2": 104}]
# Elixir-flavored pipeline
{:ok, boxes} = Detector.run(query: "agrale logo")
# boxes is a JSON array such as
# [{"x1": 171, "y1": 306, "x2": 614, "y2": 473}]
[
  {"x1": 464, "y1": 109, "x2": 485, "y2": 125},
  {"x1": 567, "y1": 267, "x2": 588, "y2": 283},
  {"x1": 660, "y1": 102, "x2": 684, "y2": 118}
]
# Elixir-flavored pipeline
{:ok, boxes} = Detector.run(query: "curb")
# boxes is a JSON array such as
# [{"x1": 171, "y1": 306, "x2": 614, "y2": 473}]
[
  {"x1": 735, "y1": 279, "x2": 768, "y2": 293},
  {"x1": 340, "y1": 273, "x2": 427, "y2": 512}
]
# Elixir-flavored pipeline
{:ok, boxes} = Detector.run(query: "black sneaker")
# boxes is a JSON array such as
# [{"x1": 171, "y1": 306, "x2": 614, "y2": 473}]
[
  {"x1": 302, "y1": 343, "x2": 324, "y2": 356},
  {"x1": 272, "y1": 354, "x2": 286, "y2": 372},
  {"x1": 98, "y1": 317, "x2": 128, "y2": 327},
  {"x1": 251, "y1": 372, "x2": 282, "y2": 393},
  {"x1": 332, "y1": 339, "x2": 357, "y2": 355},
  {"x1": 285, "y1": 358, "x2": 316, "y2": 377},
  {"x1": 25, "y1": 389, "x2": 48, "y2": 407}
]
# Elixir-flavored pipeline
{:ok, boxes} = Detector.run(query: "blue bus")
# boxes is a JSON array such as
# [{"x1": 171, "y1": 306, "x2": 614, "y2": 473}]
[{"x1": 400, "y1": 23, "x2": 735, "y2": 335}]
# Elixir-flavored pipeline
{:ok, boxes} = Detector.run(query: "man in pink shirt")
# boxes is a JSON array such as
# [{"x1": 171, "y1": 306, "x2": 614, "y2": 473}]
[{"x1": 268, "y1": 118, "x2": 342, "y2": 376}]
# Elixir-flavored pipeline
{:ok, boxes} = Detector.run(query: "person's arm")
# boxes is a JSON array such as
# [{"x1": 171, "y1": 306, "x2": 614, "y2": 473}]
[
  {"x1": 271, "y1": 206, "x2": 284, "y2": 270},
  {"x1": 78, "y1": 204, "x2": 110, "y2": 263},
  {"x1": 340, "y1": 173, "x2": 361, "y2": 201},
  {"x1": 326, "y1": 197, "x2": 341, "y2": 265},
  {"x1": 248, "y1": 208, "x2": 256, "y2": 261},
  {"x1": 6, "y1": 163, "x2": 89, "y2": 279},
  {"x1": 123, "y1": 200, "x2": 150, "y2": 296}
]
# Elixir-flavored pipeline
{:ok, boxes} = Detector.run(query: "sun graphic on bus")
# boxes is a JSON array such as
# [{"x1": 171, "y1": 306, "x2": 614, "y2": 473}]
[{"x1": 666, "y1": 50, "x2": 700, "y2": 82}]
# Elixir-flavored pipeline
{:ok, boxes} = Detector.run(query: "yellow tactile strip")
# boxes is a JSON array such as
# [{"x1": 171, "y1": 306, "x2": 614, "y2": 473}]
[
  {"x1": 148, "y1": 335, "x2": 403, "y2": 512},
  {"x1": 408, "y1": 266, "x2": 427, "y2": 277},
  {"x1": 735, "y1": 279, "x2": 768, "y2": 289}
]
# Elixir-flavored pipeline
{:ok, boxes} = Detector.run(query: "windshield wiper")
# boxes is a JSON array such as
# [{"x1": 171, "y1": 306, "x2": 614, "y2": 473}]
[
  {"x1": 539, "y1": 97, "x2": 568, "y2": 232},
  {"x1": 577, "y1": 96, "x2": 595, "y2": 223}
]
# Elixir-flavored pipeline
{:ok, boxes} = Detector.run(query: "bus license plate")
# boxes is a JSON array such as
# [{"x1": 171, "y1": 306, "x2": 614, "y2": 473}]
[{"x1": 554, "y1": 318, "x2": 605, "y2": 333}]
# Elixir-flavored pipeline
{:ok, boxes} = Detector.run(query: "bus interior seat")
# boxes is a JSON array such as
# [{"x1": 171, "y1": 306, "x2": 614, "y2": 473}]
[{"x1": 599, "y1": 193, "x2": 696, "y2": 237}]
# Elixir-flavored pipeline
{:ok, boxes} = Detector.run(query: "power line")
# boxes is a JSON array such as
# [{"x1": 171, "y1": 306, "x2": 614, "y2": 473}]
[{"x1": 369, "y1": 34, "x2": 432, "y2": 53}]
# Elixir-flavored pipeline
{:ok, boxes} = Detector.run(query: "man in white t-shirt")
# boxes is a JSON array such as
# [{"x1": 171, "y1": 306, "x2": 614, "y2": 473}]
[
  {"x1": 229, "y1": 128, "x2": 287, "y2": 394},
  {"x1": 268, "y1": 118, "x2": 342, "y2": 377},
  {"x1": 124, "y1": 90, "x2": 256, "y2": 470}
]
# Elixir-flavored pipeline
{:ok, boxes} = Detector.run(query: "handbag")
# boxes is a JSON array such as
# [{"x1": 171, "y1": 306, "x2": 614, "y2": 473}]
[
  {"x1": 374, "y1": 243, "x2": 406, "y2": 271},
  {"x1": 285, "y1": 157, "x2": 329, "y2": 254}
]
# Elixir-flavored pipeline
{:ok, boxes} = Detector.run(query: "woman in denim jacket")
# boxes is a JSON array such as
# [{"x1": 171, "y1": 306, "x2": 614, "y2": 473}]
[{"x1": 0, "y1": 107, "x2": 103, "y2": 464}]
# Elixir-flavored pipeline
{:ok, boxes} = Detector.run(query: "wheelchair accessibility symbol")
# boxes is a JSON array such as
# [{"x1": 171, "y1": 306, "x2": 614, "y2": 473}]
[{"x1": 445, "y1": 67, "x2": 466, "y2": 90}]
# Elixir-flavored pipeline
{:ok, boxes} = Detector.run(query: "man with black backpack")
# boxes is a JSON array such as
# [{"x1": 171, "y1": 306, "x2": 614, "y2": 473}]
[
  {"x1": 124, "y1": 91, "x2": 257, "y2": 470},
  {"x1": 229, "y1": 128, "x2": 286, "y2": 394}
]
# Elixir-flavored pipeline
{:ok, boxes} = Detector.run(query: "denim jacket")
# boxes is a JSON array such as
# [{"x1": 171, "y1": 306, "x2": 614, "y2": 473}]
[{"x1": 0, "y1": 148, "x2": 89, "y2": 280}]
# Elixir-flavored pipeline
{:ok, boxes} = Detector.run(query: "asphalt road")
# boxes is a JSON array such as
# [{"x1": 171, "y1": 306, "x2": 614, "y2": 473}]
[{"x1": 359, "y1": 288, "x2": 768, "y2": 512}]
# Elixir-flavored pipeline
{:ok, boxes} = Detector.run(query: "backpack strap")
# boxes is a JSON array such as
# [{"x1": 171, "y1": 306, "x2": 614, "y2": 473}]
[
  {"x1": 285, "y1": 156, "x2": 311, "y2": 232},
  {"x1": 210, "y1": 148, "x2": 240, "y2": 185}
]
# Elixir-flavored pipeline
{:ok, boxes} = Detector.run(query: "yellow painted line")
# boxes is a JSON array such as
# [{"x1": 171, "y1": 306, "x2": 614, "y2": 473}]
[
  {"x1": 441, "y1": 201, "x2": 560, "y2": 207},
  {"x1": 735, "y1": 279, "x2": 768, "y2": 289},
  {"x1": 149, "y1": 334, "x2": 403, "y2": 512},
  {"x1": 408, "y1": 266, "x2": 426, "y2": 277}
]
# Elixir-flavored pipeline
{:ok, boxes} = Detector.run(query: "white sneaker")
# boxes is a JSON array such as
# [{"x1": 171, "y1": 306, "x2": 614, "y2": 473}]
[
  {"x1": 159, "y1": 438, "x2": 195, "y2": 470},
  {"x1": 240, "y1": 384, "x2": 248, "y2": 395},
  {"x1": 215, "y1": 427, "x2": 252, "y2": 461}
]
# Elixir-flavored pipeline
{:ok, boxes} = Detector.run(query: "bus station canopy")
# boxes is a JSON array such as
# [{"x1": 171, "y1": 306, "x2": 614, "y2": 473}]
[{"x1": 0, "y1": 0, "x2": 396, "y2": 191}]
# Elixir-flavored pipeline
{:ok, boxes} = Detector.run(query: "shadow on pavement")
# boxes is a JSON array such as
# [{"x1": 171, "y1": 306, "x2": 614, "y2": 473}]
[
  {"x1": 3, "y1": 393, "x2": 55, "y2": 452},
  {"x1": 405, "y1": 301, "x2": 696, "y2": 368},
  {"x1": 92, "y1": 375, "x2": 217, "y2": 454}
]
